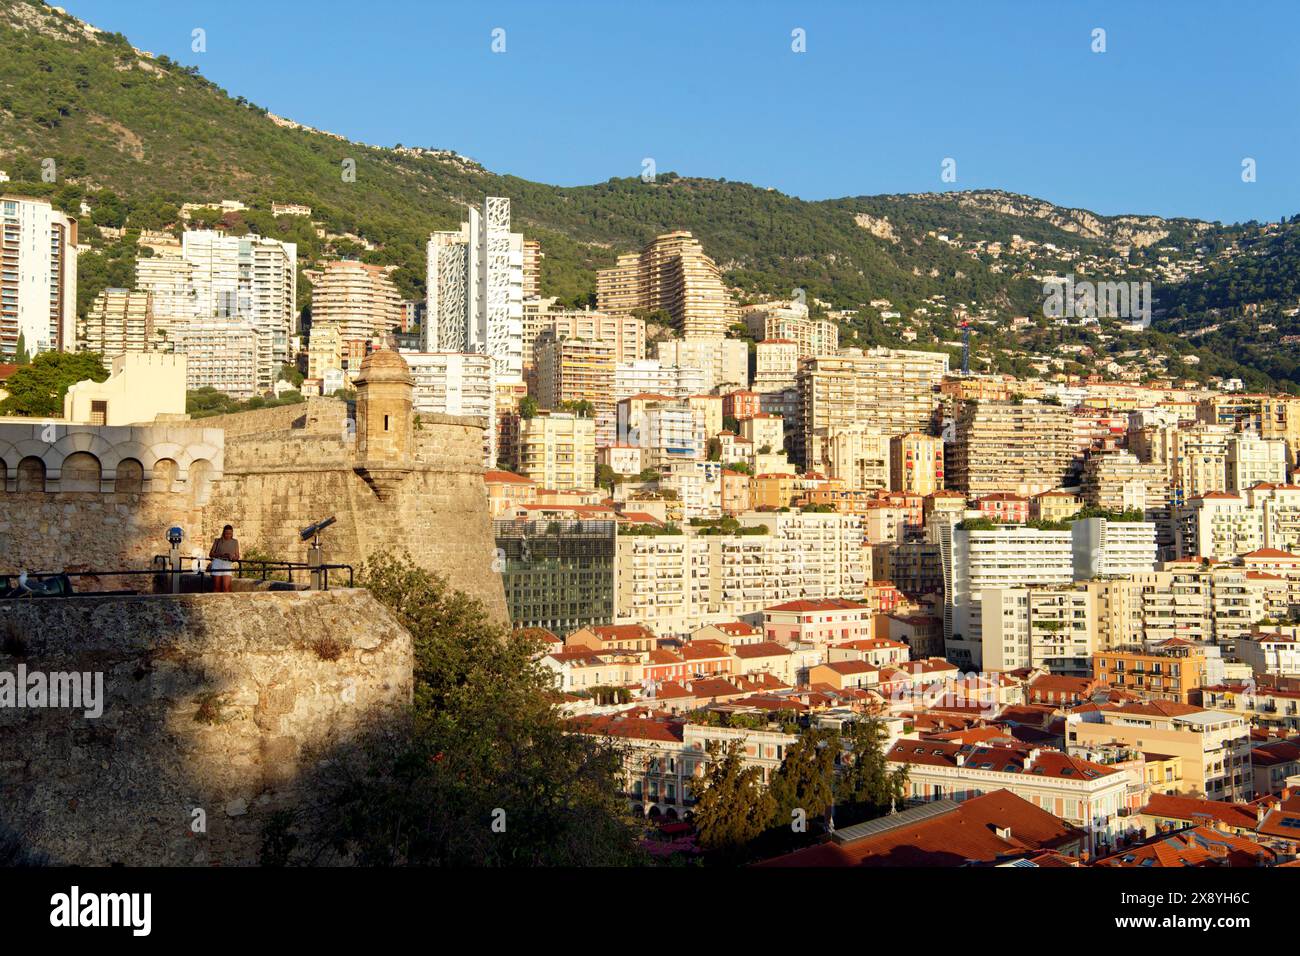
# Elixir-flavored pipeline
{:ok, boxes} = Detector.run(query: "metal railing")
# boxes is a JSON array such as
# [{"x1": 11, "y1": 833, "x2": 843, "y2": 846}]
[
  {"x1": 157, "y1": 555, "x2": 354, "y2": 589},
  {"x1": 0, "y1": 557, "x2": 354, "y2": 598}
]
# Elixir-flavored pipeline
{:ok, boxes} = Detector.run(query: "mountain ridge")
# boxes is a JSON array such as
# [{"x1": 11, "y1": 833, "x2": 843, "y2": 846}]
[{"x1": 1, "y1": 0, "x2": 1295, "y2": 391}]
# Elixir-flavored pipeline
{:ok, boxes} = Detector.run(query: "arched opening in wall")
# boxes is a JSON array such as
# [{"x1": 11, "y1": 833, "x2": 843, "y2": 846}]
[
  {"x1": 61, "y1": 452, "x2": 102, "y2": 492},
  {"x1": 0, "y1": 459, "x2": 6, "y2": 492},
  {"x1": 151, "y1": 458, "x2": 177, "y2": 493},
  {"x1": 16, "y1": 457, "x2": 46, "y2": 493},
  {"x1": 189, "y1": 459, "x2": 214, "y2": 506},
  {"x1": 115, "y1": 458, "x2": 145, "y2": 494}
]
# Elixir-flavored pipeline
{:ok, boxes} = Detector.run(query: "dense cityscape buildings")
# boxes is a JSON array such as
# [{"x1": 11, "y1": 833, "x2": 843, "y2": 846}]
[
  {"x1": 3, "y1": 3, "x2": 1300, "y2": 897},
  {"x1": 9, "y1": 175, "x2": 1300, "y2": 879}
]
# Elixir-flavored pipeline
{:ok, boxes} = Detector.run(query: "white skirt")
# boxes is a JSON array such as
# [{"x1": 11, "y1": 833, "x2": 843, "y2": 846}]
[{"x1": 210, "y1": 557, "x2": 234, "y2": 577}]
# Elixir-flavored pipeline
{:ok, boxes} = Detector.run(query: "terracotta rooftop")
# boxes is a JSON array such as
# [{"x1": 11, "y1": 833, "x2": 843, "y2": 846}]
[{"x1": 756, "y1": 789, "x2": 1083, "y2": 868}]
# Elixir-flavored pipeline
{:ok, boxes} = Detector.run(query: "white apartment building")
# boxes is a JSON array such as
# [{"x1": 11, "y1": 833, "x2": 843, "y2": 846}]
[
  {"x1": 981, "y1": 585, "x2": 1093, "y2": 673},
  {"x1": 617, "y1": 398, "x2": 703, "y2": 470},
  {"x1": 614, "y1": 360, "x2": 707, "y2": 401},
  {"x1": 424, "y1": 196, "x2": 524, "y2": 384},
  {"x1": 752, "y1": 339, "x2": 799, "y2": 393},
  {"x1": 173, "y1": 320, "x2": 259, "y2": 399},
  {"x1": 1071, "y1": 517, "x2": 1158, "y2": 579},
  {"x1": 1234, "y1": 634, "x2": 1300, "y2": 677},
  {"x1": 661, "y1": 460, "x2": 723, "y2": 519},
  {"x1": 1226, "y1": 431, "x2": 1288, "y2": 492},
  {"x1": 740, "y1": 414, "x2": 785, "y2": 454},
  {"x1": 180, "y1": 230, "x2": 296, "y2": 392},
  {"x1": 1248, "y1": 483, "x2": 1300, "y2": 552},
  {"x1": 402, "y1": 351, "x2": 496, "y2": 465},
  {"x1": 943, "y1": 525, "x2": 1074, "y2": 667},
  {"x1": 1, "y1": 195, "x2": 78, "y2": 356},
  {"x1": 615, "y1": 511, "x2": 866, "y2": 635},
  {"x1": 1174, "y1": 492, "x2": 1266, "y2": 561},
  {"x1": 657, "y1": 337, "x2": 748, "y2": 392}
]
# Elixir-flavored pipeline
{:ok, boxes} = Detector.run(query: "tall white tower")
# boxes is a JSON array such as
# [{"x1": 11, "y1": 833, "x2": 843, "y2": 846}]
[{"x1": 424, "y1": 197, "x2": 523, "y2": 383}]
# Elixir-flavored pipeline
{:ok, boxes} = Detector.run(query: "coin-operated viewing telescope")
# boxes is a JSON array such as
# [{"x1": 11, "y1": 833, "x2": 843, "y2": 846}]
[{"x1": 299, "y1": 516, "x2": 337, "y2": 590}]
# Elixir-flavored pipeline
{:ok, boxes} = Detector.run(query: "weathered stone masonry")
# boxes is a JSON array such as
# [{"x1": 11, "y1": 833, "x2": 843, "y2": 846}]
[
  {"x1": 0, "y1": 351, "x2": 507, "y2": 618},
  {"x1": 0, "y1": 589, "x2": 413, "y2": 866}
]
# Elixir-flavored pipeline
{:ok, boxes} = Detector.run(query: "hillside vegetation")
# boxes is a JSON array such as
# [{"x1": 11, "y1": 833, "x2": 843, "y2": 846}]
[{"x1": 0, "y1": 0, "x2": 1293, "y2": 391}]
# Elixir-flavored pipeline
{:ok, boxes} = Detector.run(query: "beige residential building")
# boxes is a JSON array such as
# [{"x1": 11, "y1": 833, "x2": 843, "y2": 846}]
[
  {"x1": 307, "y1": 322, "x2": 344, "y2": 381},
  {"x1": 890, "y1": 432, "x2": 944, "y2": 496},
  {"x1": 134, "y1": 247, "x2": 194, "y2": 341},
  {"x1": 535, "y1": 335, "x2": 616, "y2": 445},
  {"x1": 798, "y1": 348, "x2": 948, "y2": 467},
  {"x1": 596, "y1": 230, "x2": 740, "y2": 338},
  {"x1": 310, "y1": 260, "x2": 402, "y2": 344},
  {"x1": 173, "y1": 320, "x2": 259, "y2": 399},
  {"x1": 522, "y1": 238, "x2": 542, "y2": 299},
  {"x1": 522, "y1": 298, "x2": 645, "y2": 367},
  {"x1": 1066, "y1": 702, "x2": 1252, "y2": 802},
  {"x1": 818, "y1": 424, "x2": 889, "y2": 490},
  {"x1": 948, "y1": 401, "x2": 1075, "y2": 498},
  {"x1": 78, "y1": 288, "x2": 157, "y2": 356},
  {"x1": 1081, "y1": 450, "x2": 1170, "y2": 512},
  {"x1": 742, "y1": 300, "x2": 838, "y2": 359},
  {"x1": 1085, "y1": 566, "x2": 1258, "y2": 651},
  {"x1": 1259, "y1": 396, "x2": 1300, "y2": 474},
  {"x1": 517, "y1": 412, "x2": 596, "y2": 490},
  {"x1": 1133, "y1": 422, "x2": 1232, "y2": 503}
]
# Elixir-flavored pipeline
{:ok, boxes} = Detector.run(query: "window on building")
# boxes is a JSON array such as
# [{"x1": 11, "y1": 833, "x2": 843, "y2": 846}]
[{"x1": 90, "y1": 400, "x2": 108, "y2": 426}]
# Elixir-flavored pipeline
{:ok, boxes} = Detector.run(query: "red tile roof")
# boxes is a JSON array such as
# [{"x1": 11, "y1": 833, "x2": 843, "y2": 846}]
[
  {"x1": 765, "y1": 598, "x2": 868, "y2": 613},
  {"x1": 569, "y1": 714, "x2": 685, "y2": 744},
  {"x1": 1140, "y1": 794, "x2": 1259, "y2": 831},
  {"x1": 756, "y1": 789, "x2": 1082, "y2": 868},
  {"x1": 483, "y1": 469, "x2": 535, "y2": 484},
  {"x1": 732, "y1": 641, "x2": 793, "y2": 659},
  {"x1": 1096, "y1": 827, "x2": 1275, "y2": 868}
]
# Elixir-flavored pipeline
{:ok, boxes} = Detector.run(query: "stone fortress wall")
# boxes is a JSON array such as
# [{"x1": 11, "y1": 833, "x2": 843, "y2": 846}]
[
  {"x1": 0, "y1": 351, "x2": 506, "y2": 618},
  {"x1": 0, "y1": 589, "x2": 412, "y2": 865}
]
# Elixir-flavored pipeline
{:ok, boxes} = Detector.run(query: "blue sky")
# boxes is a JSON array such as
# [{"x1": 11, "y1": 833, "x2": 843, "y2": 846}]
[{"x1": 60, "y1": 0, "x2": 1300, "y2": 224}]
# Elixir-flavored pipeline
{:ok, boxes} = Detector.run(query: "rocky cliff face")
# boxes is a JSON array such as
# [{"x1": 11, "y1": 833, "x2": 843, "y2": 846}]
[{"x1": 0, "y1": 589, "x2": 412, "y2": 865}]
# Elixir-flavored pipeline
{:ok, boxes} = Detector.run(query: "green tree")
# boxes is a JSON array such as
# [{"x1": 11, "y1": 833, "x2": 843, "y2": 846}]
[
  {"x1": 519, "y1": 395, "x2": 538, "y2": 419},
  {"x1": 768, "y1": 727, "x2": 838, "y2": 831},
  {"x1": 0, "y1": 351, "x2": 107, "y2": 416},
  {"x1": 279, "y1": 551, "x2": 643, "y2": 866},
  {"x1": 835, "y1": 718, "x2": 909, "y2": 827},
  {"x1": 690, "y1": 740, "x2": 775, "y2": 857}
]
